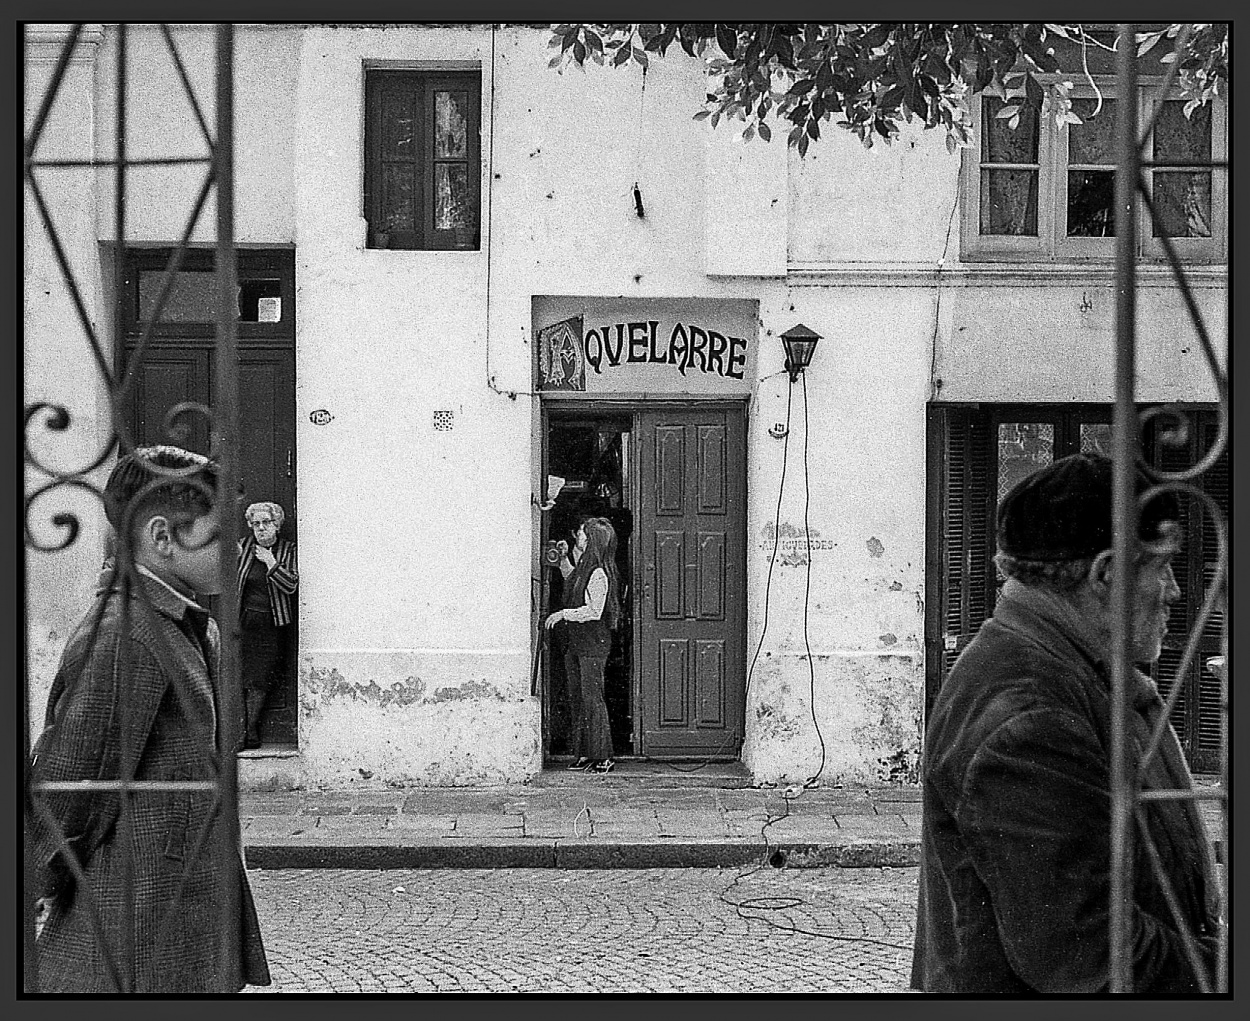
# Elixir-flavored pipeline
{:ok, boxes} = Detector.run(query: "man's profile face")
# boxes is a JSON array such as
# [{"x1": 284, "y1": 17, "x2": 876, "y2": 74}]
[{"x1": 1130, "y1": 545, "x2": 1182, "y2": 664}]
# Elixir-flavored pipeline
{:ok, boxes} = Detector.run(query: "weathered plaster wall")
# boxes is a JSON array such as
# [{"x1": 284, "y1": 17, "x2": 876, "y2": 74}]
[
  {"x1": 741, "y1": 285, "x2": 932, "y2": 784},
  {"x1": 936, "y1": 279, "x2": 1226, "y2": 402},
  {"x1": 93, "y1": 24, "x2": 297, "y2": 243},
  {"x1": 25, "y1": 27, "x2": 112, "y2": 734},
  {"x1": 24, "y1": 23, "x2": 1226, "y2": 787},
  {"x1": 789, "y1": 121, "x2": 957, "y2": 264}
]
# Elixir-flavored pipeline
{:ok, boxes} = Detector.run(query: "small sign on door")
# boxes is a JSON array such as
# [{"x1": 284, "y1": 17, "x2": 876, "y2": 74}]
[{"x1": 257, "y1": 297, "x2": 282, "y2": 323}]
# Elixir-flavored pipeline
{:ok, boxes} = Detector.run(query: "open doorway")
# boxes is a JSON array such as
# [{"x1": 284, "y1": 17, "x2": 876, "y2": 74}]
[{"x1": 543, "y1": 412, "x2": 635, "y2": 761}]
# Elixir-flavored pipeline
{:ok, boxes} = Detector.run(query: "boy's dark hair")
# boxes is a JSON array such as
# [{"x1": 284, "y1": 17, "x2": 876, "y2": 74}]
[{"x1": 103, "y1": 445, "x2": 219, "y2": 539}]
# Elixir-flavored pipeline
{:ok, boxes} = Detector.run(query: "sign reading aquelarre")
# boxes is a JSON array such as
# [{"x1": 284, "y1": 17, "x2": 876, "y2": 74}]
[{"x1": 532, "y1": 296, "x2": 758, "y2": 396}]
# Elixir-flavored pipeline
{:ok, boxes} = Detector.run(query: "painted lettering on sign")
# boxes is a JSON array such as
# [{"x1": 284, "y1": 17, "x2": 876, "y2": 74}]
[{"x1": 582, "y1": 320, "x2": 748, "y2": 380}]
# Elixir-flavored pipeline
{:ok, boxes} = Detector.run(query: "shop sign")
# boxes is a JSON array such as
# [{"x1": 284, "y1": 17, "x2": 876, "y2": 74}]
[{"x1": 533, "y1": 296, "x2": 758, "y2": 395}]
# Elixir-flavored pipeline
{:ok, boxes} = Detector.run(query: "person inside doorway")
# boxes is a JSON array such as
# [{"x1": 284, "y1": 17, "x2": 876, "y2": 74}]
[
  {"x1": 545, "y1": 517, "x2": 621, "y2": 773},
  {"x1": 236, "y1": 501, "x2": 298, "y2": 750}
]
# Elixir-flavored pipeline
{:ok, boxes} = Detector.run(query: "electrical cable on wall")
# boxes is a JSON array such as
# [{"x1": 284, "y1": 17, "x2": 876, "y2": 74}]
[
  {"x1": 930, "y1": 188, "x2": 955, "y2": 399},
  {"x1": 632, "y1": 65, "x2": 647, "y2": 218},
  {"x1": 800, "y1": 371, "x2": 826, "y2": 787}
]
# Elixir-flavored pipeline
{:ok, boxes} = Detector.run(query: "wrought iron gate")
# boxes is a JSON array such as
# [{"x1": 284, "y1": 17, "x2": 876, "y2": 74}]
[
  {"x1": 1108, "y1": 23, "x2": 1228, "y2": 993},
  {"x1": 23, "y1": 23, "x2": 245, "y2": 992}
]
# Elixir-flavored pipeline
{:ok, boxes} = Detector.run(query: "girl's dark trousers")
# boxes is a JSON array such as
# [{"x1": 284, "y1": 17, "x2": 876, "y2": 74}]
[{"x1": 563, "y1": 643, "x2": 614, "y2": 761}]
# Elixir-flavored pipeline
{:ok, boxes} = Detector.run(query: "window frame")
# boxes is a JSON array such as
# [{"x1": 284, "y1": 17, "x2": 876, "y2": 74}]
[
  {"x1": 961, "y1": 80, "x2": 1226, "y2": 264},
  {"x1": 122, "y1": 247, "x2": 296, "y2": 341},
  {"x1": 363, "y1": 69, "x2": 482, "y2": 252}
]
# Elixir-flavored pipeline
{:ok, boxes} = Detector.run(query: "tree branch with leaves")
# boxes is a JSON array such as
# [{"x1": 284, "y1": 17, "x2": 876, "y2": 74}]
[{"x1": 547, "y1": 22, "x2": 1228, "y2": 154}]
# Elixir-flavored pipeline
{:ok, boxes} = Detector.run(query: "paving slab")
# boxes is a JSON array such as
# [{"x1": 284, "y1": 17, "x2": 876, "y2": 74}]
[
  {"x1": 452, "y1": 813, "x2": 526, "y2": 837},
  {"x1": 655, "y1": 809, "x2": 728, "y2": 837}
]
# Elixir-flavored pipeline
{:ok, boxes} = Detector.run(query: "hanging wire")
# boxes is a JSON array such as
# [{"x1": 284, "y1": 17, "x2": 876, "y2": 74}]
[{"x1": 668, "y1": 380, "x2": 793, "y2": 773}]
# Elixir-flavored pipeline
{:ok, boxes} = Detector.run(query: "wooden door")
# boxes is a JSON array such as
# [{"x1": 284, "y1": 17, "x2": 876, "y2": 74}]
[
  {"x1": 123, "y1": 344, "x2": 296, "y2": 533},
  {"x1": 636, "y1": 405, "x2": 746, "y2": 757},
  {"x1": 123, "y1": 341, "x2": 298, "y2": 745}
]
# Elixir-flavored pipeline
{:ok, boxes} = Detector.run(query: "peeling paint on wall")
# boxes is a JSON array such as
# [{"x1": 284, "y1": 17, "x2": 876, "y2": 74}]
[
  {"x1": 430, "y1": 677, "x2": 507, "y2": 703},
  {"x1": 758, "y1": 521, "x2": 836, "y2": 567},
  {"x1": 302, "y1": 663, "x2": 427, "y2": 708},
  {"x1": 850, "y1": 657, "x2": 923, "y2": 785},
  {"x1": 866, "y1": 536, "x2": 885, "y2": 558},
  {"x1": 879, "y1": 633, "x2": 898, "y2": 647}
]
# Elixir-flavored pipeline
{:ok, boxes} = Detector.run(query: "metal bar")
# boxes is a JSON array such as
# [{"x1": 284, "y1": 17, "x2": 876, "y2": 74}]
[
  {"x1": 30, "y1": 157, "x2": 215, "y2": 168},
  {"x1": 1107, "y1": 21, "x2": 1139, "y2": 995},
  {"x1": 1136, "y1": 23, "x2": 1194, "y2": 156},
  {"x1": 213, "y1": 23, "x2": 243, "y2": 994},
  {"x1": 112, "y1": 23, "x2": 138, "y2": 993},
  {"x1": 115, "y1": 173, "x2": 217, "y2": 409},
  {"x1": 34, "y1": 780, "x2": 224, "y2": 793},
  {"x1": 1217, "y1": 636, "x2": 1228, "y2": 992},
  {"x1": 159, "y1": 24, "x2": 215, "y2": 148},
  {"x1": 1137, "y1": 787, "x2": 1225, "y2": 802},
  {"x1": 22, "y1": 22, "x2": 83, "y2": 167},
  {"x1": 1134, "y1": 807, "x2": 1212, "y2": 991}
]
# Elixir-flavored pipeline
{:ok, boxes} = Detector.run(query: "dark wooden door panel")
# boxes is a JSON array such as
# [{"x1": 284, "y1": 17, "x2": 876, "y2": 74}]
[
  {"x1": 239, "y1": 349, "x2": 297, "y2": 541},
  {"x1": 638, "y1": 406, "x2": 745, "y2": 757},
  {"x1": 121, "y1": 341, "x2": 298, "y2": 746},
  {"x1": 127, "y1": 347, "x2": 212, "y2": 456}
]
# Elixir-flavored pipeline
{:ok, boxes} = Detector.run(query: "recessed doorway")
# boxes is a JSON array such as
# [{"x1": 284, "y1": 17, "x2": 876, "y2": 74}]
[{"x1": 539, "y1": 401, "x2": 747, "y2": 765}]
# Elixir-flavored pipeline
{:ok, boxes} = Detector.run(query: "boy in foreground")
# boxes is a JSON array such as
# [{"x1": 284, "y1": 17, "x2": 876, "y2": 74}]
[{"x1": 28, "y1": 445, "x2": 270, "y2": 993}]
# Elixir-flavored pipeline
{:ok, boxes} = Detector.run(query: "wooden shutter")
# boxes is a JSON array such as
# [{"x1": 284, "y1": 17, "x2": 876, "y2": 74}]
[
  {"x1": 926, "y1": 406, "x2": 994, "y2": 709},
  {"x1": 1146, "y1": 407, "x2": 1226, "y2": 771},
  {"x1": 1195, "y1": 415, "x2": 1228, "y2": 767}
]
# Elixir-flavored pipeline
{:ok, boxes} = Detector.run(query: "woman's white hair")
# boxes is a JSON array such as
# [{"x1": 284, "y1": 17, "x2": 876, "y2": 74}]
[{"x1": 245, "y1": 501, "x2": 285, "y2": 529}]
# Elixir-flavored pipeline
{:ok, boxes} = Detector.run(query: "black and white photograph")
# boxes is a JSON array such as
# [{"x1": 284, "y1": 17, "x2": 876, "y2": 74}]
[{"x1": 21, "y1": 20, "x2": 1229, "y2": 996}]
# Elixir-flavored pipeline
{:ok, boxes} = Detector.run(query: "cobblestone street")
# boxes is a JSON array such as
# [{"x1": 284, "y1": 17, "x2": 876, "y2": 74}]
[{"x1": 246, "y1": 866, "x2": 919, "y2": 993}]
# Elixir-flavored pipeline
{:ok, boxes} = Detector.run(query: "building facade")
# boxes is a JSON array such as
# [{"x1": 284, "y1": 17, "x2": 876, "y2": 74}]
[{"x1": 24, "y1": 24, "x2": 1228, "y2": 789}]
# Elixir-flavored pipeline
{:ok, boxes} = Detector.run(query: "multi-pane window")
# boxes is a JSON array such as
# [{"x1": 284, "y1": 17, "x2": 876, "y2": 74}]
[
  {"x1": 364, "y1": 70, "x2": 481, "y2": 251},
  {"x1": 963, "y1": 85, "x2": 1225, "y2": 262}
]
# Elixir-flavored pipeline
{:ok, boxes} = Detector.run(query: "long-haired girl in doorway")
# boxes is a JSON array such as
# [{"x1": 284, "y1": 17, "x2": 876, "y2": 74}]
[{"x1": 545, "y1": 516, "x2": 621, "y2": 773}]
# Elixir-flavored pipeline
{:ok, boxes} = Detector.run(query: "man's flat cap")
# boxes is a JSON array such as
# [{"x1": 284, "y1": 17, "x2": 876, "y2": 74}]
[{"x1": 997, "y1": 452, "x2": 1181, "y2": 562}]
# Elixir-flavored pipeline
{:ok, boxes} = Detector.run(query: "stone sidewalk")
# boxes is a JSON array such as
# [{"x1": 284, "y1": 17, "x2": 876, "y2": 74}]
[{"x1": 239, "y1": 763, "x2": 1225, "y2": 870}]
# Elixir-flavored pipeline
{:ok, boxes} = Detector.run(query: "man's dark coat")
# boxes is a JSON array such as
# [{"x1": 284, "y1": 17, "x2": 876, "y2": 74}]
[
  {"x1": 911, "y1": 579, "x2": 1220, "y2": 994},
  {"x1": 28, "y1": 571, "x2": 271, "y2": 993}
]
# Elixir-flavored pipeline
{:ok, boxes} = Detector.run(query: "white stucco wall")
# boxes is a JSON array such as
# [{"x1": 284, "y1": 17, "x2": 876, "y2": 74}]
[
  {"x1": 93, "y1": 24, "x2": 297, "y2": 243},
  {"x1": 24, "y1": 23, "x2": 1227, "y2": 788},
  {"x1": 24, "y1": 27, "x2": 113, "y2": 728}
]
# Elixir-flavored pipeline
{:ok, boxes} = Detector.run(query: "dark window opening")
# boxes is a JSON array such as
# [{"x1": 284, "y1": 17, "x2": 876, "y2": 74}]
[
  {"x1": 124, "y1": 248, "x2": 295, "y2": 339},
  {"x1": 364, "y1": 70, "x2": 482, "y2": 251}
]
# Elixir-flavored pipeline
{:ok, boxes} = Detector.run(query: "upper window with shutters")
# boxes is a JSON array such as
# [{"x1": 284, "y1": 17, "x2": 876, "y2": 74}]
[
  {"x1": 960, "y1": 81, "x2": 1226, "y2": 264},
  {"x1": 364, "y1": 70, "x2": 482, "y2": 251}
]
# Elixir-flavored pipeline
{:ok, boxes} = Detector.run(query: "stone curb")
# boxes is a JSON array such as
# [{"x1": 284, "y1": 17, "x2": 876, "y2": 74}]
[{"x1": 243, "y1": 838, "x2": 922, "y2": 870}]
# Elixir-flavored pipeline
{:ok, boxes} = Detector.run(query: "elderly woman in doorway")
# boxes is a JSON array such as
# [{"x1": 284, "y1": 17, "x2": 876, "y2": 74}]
[
  {"x1": 236, "y1": 501, "x2": 298, "y2": 750},
  {"x1": 545, "y1": 516, "x2": 621, "y2": 774}
]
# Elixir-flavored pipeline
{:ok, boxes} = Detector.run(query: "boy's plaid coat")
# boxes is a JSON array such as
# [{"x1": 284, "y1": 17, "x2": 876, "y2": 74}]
[{"x1": 28, "y1": 572, "x2": 270, "y2": 993}]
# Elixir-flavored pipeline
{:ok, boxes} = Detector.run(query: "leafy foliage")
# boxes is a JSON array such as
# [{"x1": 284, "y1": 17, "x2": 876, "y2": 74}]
[{"x1": 547, "y1": 23, "x2": 1228, "y2": 154}]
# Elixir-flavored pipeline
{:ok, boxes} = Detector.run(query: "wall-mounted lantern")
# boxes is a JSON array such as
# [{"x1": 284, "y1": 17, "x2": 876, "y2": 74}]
[{"x1": 780, "y1": 324, "x2": 821, "y2": 382}]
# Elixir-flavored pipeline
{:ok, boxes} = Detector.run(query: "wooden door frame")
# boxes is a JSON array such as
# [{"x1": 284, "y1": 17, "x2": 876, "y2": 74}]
[{"x1": 539, "y1": 395, "x2": 749, "y2": 761}]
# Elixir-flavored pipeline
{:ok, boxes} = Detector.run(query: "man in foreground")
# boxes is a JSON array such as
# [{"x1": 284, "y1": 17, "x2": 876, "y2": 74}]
[
  {"x1": 28, "y1": 446, "x2": 270, "y2": 993},
  {"x1": 912, "y1": 452, "x2": 1221, "y2": 993}
]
